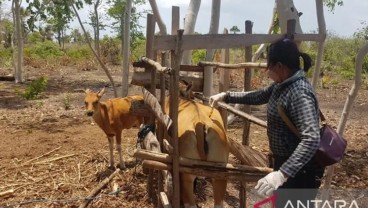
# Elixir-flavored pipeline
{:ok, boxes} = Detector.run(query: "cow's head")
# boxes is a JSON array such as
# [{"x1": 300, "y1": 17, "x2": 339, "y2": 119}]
[
  {"x1": 178, "y1": 79, "x2": 194, "y2": 100},
  {"x1": 84, "y1": 88, "x2": 105, "y2": 116}
]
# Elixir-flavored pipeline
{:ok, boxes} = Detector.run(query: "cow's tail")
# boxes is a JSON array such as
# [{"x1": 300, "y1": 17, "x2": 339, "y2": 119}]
[{"x1": 195, "y1": 123, "x2": 208, "y2": 161}]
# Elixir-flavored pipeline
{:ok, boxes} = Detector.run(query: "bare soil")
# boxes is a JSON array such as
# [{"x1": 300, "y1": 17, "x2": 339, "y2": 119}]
[{"x1": 0, "y1": 65, "x2": 367, "y2": 208}]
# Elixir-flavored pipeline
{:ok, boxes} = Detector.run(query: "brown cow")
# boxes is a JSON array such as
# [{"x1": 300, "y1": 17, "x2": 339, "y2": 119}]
[
  {"x1": 84, "y1": 88, "x2": 145, "y2": 169},
  {"x1": 165, "y1": 96, "x2": 229, "y2": 208}
]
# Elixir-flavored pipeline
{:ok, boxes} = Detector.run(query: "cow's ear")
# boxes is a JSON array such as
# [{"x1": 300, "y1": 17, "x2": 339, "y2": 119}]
[
  {"x1": 97, "y1": 88, "x2": 105, "y2": 97},
  {"x1": 84, "y1": 89, "x2": 91, "y2": 94}
]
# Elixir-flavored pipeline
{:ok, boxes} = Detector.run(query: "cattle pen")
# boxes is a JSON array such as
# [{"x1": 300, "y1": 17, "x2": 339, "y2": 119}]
[{"x1": 127, "y1": 4, "x2": 328, "y2": 207}]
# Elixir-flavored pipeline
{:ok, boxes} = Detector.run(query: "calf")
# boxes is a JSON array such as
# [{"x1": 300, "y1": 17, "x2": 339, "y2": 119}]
[
  {"x1": 84, "y1": 88, "x2": 145, "y2": 169},
  {"x1": 165, "y1": 96, "x2": 230, "y2": 208}
]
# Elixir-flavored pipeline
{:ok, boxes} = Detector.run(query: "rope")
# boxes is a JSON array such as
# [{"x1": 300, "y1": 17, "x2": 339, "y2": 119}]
[{"x1": 0, "y1": 189, "x2": 121, "y2": 208}]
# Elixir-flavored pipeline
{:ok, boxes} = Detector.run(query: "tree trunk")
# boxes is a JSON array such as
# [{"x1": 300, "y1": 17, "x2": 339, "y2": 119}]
[
  {"x1": 148, "y1": 0, "x2": 167, "y2": 35},
  {"x1": 181, "y1": 0, "x2": 201, "y2": 65},
  {"x1": 13, "y1": 0, "x2": 23, "y2": 83},
  {"x1": 203, "y1": 0, "x2": 221, "y2": 98},
  {"x1": 276, "y1": 0, "x2": 302, "y2": 34},
  {"x1": 94, "y1": 0, "x2": 101, "y2": 57},
  {"x1": 121, "y1": 0, "x2": 132, "y2": 97}
]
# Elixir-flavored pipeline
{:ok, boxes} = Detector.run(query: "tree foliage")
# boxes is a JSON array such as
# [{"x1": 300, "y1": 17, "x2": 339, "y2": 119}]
[
  {"x1": 229, "y1": 25, "x2": 240, "y2": 34},
  {"x1": 106, "y1": 0, "x2": 145, "y2": 48},
  {"x1": 323, "y1": 0, "x2": 344, "y2": 12}
]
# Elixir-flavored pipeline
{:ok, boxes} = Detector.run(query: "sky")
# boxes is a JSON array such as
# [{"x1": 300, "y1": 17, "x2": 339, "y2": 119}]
[{"x1": 137, "y1": 0, "x2": 368, "y2": 38}]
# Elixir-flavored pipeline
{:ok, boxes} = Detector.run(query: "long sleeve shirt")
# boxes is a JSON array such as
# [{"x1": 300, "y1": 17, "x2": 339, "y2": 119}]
[{"x1": 223, "y1": 70, "x2": 320, "y2": 177}]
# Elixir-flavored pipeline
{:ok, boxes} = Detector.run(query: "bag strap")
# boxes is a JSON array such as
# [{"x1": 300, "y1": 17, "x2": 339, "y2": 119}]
[
  {"x1": 277, "y1": 104, "x2": 326, "y2": 138},
  {"x1": 277, "y1": 104, "x2": 301, "y2": 138}
]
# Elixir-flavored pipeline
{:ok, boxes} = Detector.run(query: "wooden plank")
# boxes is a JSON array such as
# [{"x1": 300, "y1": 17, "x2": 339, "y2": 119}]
[
  {"x1": 217, "y1": 102, "x2": 267, "y2": 128},
  {"x1": 160, "y1": 192, "x2": 172, "y2": 208},
  {"x1": 142, "y1": 88, "x2": 172, "y2": 131},
  {"x1": 133, "y1": 149, "x2": 272, "y2": 173},
  {"x1": 153, "y1": 33, "x2": 326, "y2": 50},
  {"x1": 180, "y1": 65, "x2": 204, "y2": 72},
  {"x1": 171, "y1": 6, "x2": 179, "y2": 35},
  {"x1": 199, "y1": 61, "x2": 267, "y2": 69},
  {"x1": 170, "y1": 29, "x2": 184, "y2": 208},
  {"x1": 131, "y1": 71, "x2": 203, "y2": 92},
  {"x1": 142, "y1": 160, "x2": 267, "y2": 182}
]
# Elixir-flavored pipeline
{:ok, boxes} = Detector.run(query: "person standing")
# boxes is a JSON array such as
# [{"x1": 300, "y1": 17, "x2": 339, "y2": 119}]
[{"x1": 209, "y1": 37, "x2": 325, "y2": 207}]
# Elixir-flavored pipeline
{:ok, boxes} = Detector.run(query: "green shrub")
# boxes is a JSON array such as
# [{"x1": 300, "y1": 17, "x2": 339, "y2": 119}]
[
  {"x1": 27, "y1": 32, "x2": 44, "y2": 44},
  {"x1": 131, "y1": 38, "x2": 146, "y2": 61},
  {"x1": 0, "y1": 48, "x2": 13, "y2": 68},
  {"x1": 65, "y1": 45, "x2": 93, "y2": 62},
  {"x1": 24, "y1": 41, "x2": 63, "y2": 59},
  {"x1": 192, "y1": 49, "x2": 206, "y2": 65},
  {"x1": 20, "y1": 77, "x2": 48, "y2": 100}
]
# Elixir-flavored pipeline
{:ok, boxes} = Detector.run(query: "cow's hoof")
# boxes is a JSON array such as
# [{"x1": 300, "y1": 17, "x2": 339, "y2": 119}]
[
  {"x1": 108, "y1": 165, "x2": 116, "y2": 171},
  {"x1": 117, "y1": 164, "x2": 126, "y2": 170}
]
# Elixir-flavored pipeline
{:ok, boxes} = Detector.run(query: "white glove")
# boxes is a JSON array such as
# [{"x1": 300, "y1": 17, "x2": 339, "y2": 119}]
[
  {"x1": 255, "y1": 170, "x2": 288, "y2": 196},
  {"x1": 209, "y1": 92, "x2": 226, "y2": 107}
]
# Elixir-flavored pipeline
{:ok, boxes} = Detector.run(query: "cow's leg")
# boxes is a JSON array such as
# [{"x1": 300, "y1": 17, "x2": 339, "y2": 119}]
[
  {"x1": 107, "y1": 136, "x2": 115, "y2": 169},
  {"x1": 115, "y1": 131, "x2": 126, "y2": 169},
  {"x1": 181, "y1": 173, "x2": 197, "y2": 208},
  {"x1": 212, "y1": 178, "x2": 227, "y2": 208}
]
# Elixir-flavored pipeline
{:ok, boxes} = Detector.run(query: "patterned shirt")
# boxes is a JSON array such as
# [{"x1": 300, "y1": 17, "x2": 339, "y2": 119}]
[{"x1": 224, "y1": 70, "x2": 320, "y2": 177}]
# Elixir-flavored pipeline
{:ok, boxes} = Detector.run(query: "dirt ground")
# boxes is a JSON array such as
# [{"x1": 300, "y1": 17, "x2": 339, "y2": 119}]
[{"x1": 0, "y1": 65, "x2": 367, "y2": 208}]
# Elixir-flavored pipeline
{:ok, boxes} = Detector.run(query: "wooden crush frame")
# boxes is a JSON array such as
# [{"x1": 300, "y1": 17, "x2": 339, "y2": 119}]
[{"x1": 131, "y1": 4, "x2": 328, "y2": 207}]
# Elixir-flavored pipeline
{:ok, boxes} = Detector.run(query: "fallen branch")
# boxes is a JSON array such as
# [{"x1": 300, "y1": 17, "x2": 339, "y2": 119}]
[
  {"x1": 0, "y1": 189, "x2": 14, "y2": 198},
  {"x1": 33, "y1": 154, "x2": 77, "y2": 164},
  {"x1": 79, "y1": 168, "x2": 121, "y2": 208},
  {"x1": 21, "y1": 146, "x2": 61, "y2": 165}
]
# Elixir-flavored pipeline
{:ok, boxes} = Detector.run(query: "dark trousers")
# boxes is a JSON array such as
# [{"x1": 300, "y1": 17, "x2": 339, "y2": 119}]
[{"x1": 273, "y1": 156, "x2": 325, "y2": 208}]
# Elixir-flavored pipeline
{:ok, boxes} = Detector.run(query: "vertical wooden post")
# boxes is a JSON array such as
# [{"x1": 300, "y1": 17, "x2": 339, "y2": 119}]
[
  {"x1": 219, "y1": 28, "x2": 230, "y2": 129},
  {"x1": 239, "y1": 20, "x2": 253, "y2": 208},
  {"x1": 146, "y1": 13, "x2": 157, "y2": 202},
  {"x1": 170, "y1": 29, "x2": 184, "y2": 208},
  {"x1": 146, "y1": 13, "x2": 156, "y2": 97},
  {"x1": 242, "y1": 20, "x2": 253, "y2": 146}
]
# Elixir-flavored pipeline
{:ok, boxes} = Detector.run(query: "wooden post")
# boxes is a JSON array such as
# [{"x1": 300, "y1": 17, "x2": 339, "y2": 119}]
[
  {"x1": 146, "y1": 13, "x2": 157, "y2": 201},
  {"x1": 170, "y1": 29, "x2": 184, "y2": 208},
  {"x1": 219, "y1": 28, "x2": 230, "y2": 129},
  {"x1": 242, "y1": 20, "x2": 253, "y2": 145},
  {"x1": 239, "y1": 20, "x2": 253, "y2": 208}
]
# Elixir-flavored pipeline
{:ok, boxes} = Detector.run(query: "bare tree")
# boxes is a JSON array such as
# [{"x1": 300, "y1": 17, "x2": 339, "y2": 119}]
[
  {"x1": 93, "y1": 0, "x2": 102, "y2": 57},
  {"x1": 181, "y1": 0, "x2": 201, "y2": 65},
  {"x1": 203, "y1": 0, "x2": 221, "y2": 98},
  {"x1": 121, "y1": 0, "x2": 132, "y2": 97},
  {"x1": 276, "y1": 0, "x2": 302, "y2": 34},
  {"x1": 148, "y1": 0, "x2": 167, "y2": 35},
  {"x1": 12, "y1": 0, "x2": 23, "y2": 83}
]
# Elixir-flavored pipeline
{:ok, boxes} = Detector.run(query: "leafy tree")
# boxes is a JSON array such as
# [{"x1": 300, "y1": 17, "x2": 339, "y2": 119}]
[
  {"x1": 229, "y1": 25, "x2": 240, "y2": 34},
  {"x1": 26, "y1": 0, "x2": 91, "y2": 48},
  {"x1": 323, "y1": 0, "x2": 343, "y2": 12},
  {"x1": 354, "y1": 21, "x2": 368, "y2": 40},
  {"x1": 107, "y1": 0, "x2": 145, "y2": 51}
]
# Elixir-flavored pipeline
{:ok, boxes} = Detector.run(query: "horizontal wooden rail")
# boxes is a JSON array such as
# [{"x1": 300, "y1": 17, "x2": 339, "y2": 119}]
[
  {"x1": 134, "y1": 149, "x2": 272, "y2": 174},
  {"x1": 217, "y1": 102, "x2": 267, "y2": 128},
  {"x1": 154, "y1": 33, "x2": 326, "y2": 50},
  {"x1": 198, "y1": 61, "x2": 267, "y2": 69},
  {"x1": 142, "y1": 160, "x2": 267, "y2": 182}
]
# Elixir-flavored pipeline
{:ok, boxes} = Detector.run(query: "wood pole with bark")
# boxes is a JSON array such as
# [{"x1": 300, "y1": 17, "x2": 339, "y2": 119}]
[
  {"x1": 311, "y1": 0, "x2": 327, "y2": 89},
  {"x1": 78, "y1": 168, "x2": 121, "y2": 208},
  {"x1": 321, "y1": 42, "x2": 367, "y2": 202}
]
